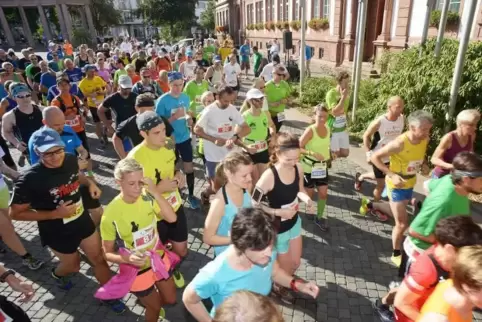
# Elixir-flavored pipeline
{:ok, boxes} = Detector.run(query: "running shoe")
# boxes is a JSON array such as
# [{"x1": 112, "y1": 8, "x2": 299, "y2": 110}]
[
  {"x1": 359, "y1": 197, "x2": 372, "y2": 216},
  {"x1": 373, "y1": 299, "x2": 395, "y2": 322},
  {"x1": 188, "y1": 195, "x2": 200, "y2": 210},
  {"x1": 314, "y1": 218, "x2": 329, "y2": 232},
  {"x1": 391, "y1": 255, "x2": 402, "y2": 268},
  {"x1": 51, "y1": 270, "x2": 73, "y2": 290},
  {"x1": 22, "y1": 256, "x2": 44, "y2": 270},
  {"x1": 101, "y1": 299, "x2": 127, "y2": 314},
  {"x1": 354, "y1": 172, "x2": 363, "y2": 191},
  {"x1": 172, "y1": 269, "x2": 185, "y2": 288}
]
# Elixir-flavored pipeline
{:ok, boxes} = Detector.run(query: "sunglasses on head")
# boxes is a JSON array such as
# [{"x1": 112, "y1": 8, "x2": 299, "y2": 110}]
[{"x1": 16, "y1": 94, "x2": 31, "y2": 99}]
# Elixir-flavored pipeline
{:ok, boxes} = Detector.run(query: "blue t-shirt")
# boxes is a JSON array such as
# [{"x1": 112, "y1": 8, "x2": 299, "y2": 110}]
[
  {"x1": 304, "y1": 45, "x2": 312, "y2": 60},
  {"x1": 47, "y1": 84, "x2": 83, "y2": 103},
  {"x1": 40, "y1": 73, "x2": 56, "y2": 93},
  {"x1": 155, "y1": 93, "x2": 191, "y2": 143},
  {"x1": 239, "y1": 45, "x2": 250, "y2": 62},
  {"x1": 190, "y1": 248, "x2": 275, "y2": 316},
  {"x1": 48, "y1": 61, "x2": 60, "y2": 72},
  {"x1": 0, "y1": 83, "x2": 7, "y2": 100},
  {"x1": 28, "y1": 126, "x2": 81, "y2": 164},
  {"x1": 214, "y1": 189, "x2": 252, "y2": 256},
  {"x1": 65, "y1": 68, "x2": 83, "y2": 84}
]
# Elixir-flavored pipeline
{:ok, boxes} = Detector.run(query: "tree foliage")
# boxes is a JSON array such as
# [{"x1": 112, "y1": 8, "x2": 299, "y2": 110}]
[
  {"x1": 90, "y1": 0, "x2": 122, "y2": 34},
  {"x1": 200, "y1": 0, "x2": 215, "y2": 31},
  {"x1": 138, "y1": 0, "x2": 197, "y2": 34}
]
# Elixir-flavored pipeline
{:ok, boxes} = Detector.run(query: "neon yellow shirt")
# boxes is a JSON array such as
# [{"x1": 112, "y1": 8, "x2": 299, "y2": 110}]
[{"x1": 78, "y1": 76, "x2": 106, "y2": 108}]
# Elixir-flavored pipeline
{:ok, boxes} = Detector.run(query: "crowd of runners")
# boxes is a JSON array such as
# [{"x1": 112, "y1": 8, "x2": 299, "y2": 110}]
[{"x1": 0, "y1": 36, "x2": 480, "y2": 322}]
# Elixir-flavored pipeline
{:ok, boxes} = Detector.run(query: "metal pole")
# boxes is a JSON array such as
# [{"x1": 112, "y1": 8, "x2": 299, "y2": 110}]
[
  {"x1": 351, "y1": 2, "x2": 362, "y2": 85},
  {"x1": 351, "y1": 0, "x2": 367, "y2": 122},
  {"x1": 434, "y1": 0, "x2": 450, "y2": 58},
  {"x1": 445, "y1": 0, "x2": 478, "y2": 132},
  {"x1": 299, "y1": 0, "x2": 306, "y2": 96},
  {"x1": 419, "y1": 0, "x2": 435, "y2": 57}
]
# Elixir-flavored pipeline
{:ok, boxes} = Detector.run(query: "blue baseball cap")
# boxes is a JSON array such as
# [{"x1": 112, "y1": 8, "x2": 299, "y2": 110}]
[
  {"x1": 31, "y1": 128, "x2": 65, "y2": 153},
  {"x1": 10, "y1": 83, "x2": 30, "y2": 98},
  {"x1": 85, "y1": 64, "x2": 97, "y2": 72},
  {"x1": 214, "y1": 55, "x2": 222, "y2": 62},
  {"x1": 186, "y1": 51, "x2": 193, "y2": 57}
]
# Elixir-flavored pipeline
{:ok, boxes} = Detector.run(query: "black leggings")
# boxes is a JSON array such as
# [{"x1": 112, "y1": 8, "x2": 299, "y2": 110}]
[{"x1": 0, "y1": 135, "x2": 15, "y2": 168}]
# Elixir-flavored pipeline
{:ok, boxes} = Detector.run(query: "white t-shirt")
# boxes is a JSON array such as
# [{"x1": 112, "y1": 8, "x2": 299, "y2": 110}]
[
  {"x1": 259, "y1": 62, "x2": 288, "y2": 82},
  {"x1": 270, "y1": 43, "x2": 280, "y2": 55},
  {"x1": 120, "y1": 42, "x2": 132, "y2": 53},
  {"x1": 182, "y1": 61, "x2": 198, "y2": 80},
  {"x1": 223, "y1": 63, "x2": 241, "y2": 87},
  {"x1": 196, "y1": 103, "x2": 245, "y2": 162}
]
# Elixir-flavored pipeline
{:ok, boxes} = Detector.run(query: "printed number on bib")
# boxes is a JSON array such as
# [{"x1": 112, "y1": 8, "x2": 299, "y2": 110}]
[
  {"x1": 63, "y1": 200, "x2": 83, "y2": 224},
  {"x1": 277, "y1": 113, "x2": 286, "y2": 122},
  {"x1": 333, "y1": 115, "x2": 347, "y2": 128},
  {"x1": 0, "y1": 308, "x2": 13, "y2": 322},
  {"x1": 250, "y1": 140, "x2": 268, "y2": 153},
  {"x1": 311, "y1": 162, "x2": 327, "y2": 179},
  {"x1": 133, "y1": 224, "x2": 157, "y2": 250},
  {"x1": 65, "y1": 116, "x2": 81, "y2": 127},
  {"x1": 280, "y1": 199, "x2": 299, "y2": 221},
  {"x1": 406, "y1": 160, "x2": 422, "y2": 175},
  {"x1": 195, "y1": 95, "x2": 202, "y2": 104},
  {"x1": 217, "y1": 122, "x2": 233, "y2": 134},
  {"x1": 166, "y1": 191, "x2": 180, "y2": 209}
]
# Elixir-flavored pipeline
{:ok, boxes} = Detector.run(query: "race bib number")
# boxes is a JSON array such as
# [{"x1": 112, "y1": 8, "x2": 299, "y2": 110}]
[
  {"x1": 217, "y1": 122, "x2": 233, "y2": 134},
  {"x1": 195, "y1": 95, "x2": 202, "y2": 104},
  {"x1": 166, "y1": 191, "x2": 180, "y2": 209},
  {"x1": 311, "y1": 162, "x2": 327, "y2": 179},
  {"x1": 277, "y1": 113, "x2": 286, "y2": 122},
  {"x1": 281, "y1": 199, "x2": 299, "y2": 221},
  {"x1": 406, "y1": 160, "x2": 422, "y2": 175},
  {"x1": 0, "y1": 308, "x2": 13, "y2": 322},
  {"x1": 250, "y1": 140, "x2": 268, "y2": 153},
  {"x1": 333, "y1": 115, "x2": 347, "y2": 128},
  {"x1": 132, "y1": 224, "x2": 157, "y2": 250},
  {"x1": 63, "y1": 200, "x2": 83, "y2": 224},
  {"x1": 65, "y1": 115, "x2": 81, "y2": 127}
]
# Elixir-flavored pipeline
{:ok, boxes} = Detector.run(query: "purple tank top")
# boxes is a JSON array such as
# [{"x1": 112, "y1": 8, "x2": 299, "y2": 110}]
[{"x1": 433, "y1": 132, "x2": 472, "y2": 177}]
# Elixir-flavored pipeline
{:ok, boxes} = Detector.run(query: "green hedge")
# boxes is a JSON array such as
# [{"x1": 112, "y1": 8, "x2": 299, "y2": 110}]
[{"x1": 298, "y1": 38, "x2": 482, "y2": 156}]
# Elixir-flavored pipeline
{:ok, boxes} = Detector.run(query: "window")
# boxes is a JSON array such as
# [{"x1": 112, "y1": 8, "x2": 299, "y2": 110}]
[
  {"x1": 247, "y1": 4, "x2": 255, "y2": 24},
  {"x1": 436, "y1": 0, "x2": 461, "y2": 12},
  {"x1": 294, "y1": 0, "x2": 299, "y2": 20},
  {"x1": 313, "y1": 0, "x2": 320, "y2": 18},
  {"x1": 278, "y1": 0, "x2": 283, "y2": 20},
  {"x1": 284, "y1": 0, "x2": 289, "y2": 21},
  {"x1": 322, "y1": 0, "x2": 330, "y2": 18}
]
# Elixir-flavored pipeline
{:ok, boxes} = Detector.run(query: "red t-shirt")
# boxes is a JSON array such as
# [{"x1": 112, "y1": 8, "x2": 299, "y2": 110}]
[{"x1": 394, "y1": 247, "x2": 448, "y2": 322}]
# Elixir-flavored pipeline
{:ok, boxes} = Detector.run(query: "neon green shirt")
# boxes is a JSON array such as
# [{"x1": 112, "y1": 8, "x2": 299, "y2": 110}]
[
  {"x1": 204, "y1": 45, "x2": 216, "y2": 61},
  {"x1": 114, "y1": 69, "x2": 127, "y2": 85},
  {"x1": 183, "y1": 79, "x2": 209, "y2": 117},
  {"x1": 265, "y1": 80, "x2": 290, "y2": 116},
  {"x1": 325, "y1": 87, "x2": 349, "y2": 129}
]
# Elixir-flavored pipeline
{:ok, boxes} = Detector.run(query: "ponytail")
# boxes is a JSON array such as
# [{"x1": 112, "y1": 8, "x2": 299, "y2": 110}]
[
  {"x1": 214, "y1": 162, "x2": 227, "y2": 189},
  {"x1": 268, "y1": 131, "x2": 300, "y2": 166}
]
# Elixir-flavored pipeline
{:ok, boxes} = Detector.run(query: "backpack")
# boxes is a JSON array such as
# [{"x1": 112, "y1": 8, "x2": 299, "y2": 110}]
[{"x1": 55, "y1": 94, "x2": 81, "y2": 114}]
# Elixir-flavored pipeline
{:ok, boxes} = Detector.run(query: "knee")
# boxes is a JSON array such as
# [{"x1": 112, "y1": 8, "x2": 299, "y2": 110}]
[
  {"x1": 396, "y1": 221, "x2": 408, "y2": 232},
  {"x1": 163, "y1": 292, "x2": 177, "y2": 305},
  {"x1": 89, "y1": 252, "x2": 108, "y2": 267}
]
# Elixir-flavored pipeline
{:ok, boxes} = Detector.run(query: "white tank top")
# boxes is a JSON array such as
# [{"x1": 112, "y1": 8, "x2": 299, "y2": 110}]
[
  {"x1": 372, "y1": 115, "x2": 404, "y2": 162},
  {"x1": 211, "y1": 68, "x2": 223, "y2": 85}
]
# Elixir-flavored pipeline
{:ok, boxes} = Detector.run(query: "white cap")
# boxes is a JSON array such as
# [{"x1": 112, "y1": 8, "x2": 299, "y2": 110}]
[
  {"x1": 246, "y1": 88, "x2": 265, "y2": 100},
  {"x1": 118, "y1": 75, "x2": 133, "y2": 89}
]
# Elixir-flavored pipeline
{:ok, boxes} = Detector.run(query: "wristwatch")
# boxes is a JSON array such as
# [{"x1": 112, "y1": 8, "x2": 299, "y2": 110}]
[{"x1": 0, "y1": 270, "x2": 15, "y2": 283}]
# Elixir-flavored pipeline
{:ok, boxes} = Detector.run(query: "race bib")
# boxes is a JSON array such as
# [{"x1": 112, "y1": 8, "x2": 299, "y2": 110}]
[
  {"x1": 63, "y1": 200, "x2": 83, "y2": 224},
  {"x1": 0, "y1": 308, "x2": 13, "y2": 322},
  {"x1": 250, "y1": 140, "x2": 268, "y2": 153},
  {"x1": 333, "y1": 115, "x2": 347, "y2": 128},
  {"x1": 277, "y1": 113, "x2": 286, "y2": 122},
  {"x1": 281, "y1": 199, "x2": 299, "y2": 222},
  {"x1": 217, "y1": 122, "x2": 233, "y2": 134},
  {"x1": 195, "y1": 95, "x2": 202, "y2": 104},
  {"x1": 166, "y1": 191, "x2": 180, "y2": 209},
  {"x1": 311, "y1": 162, "x2": 327, "y2": 179},
  {"x1": 65, "y1": 115, "x2": 81, "y2": 127},
  {"x1": 406, "y1": 160, "x2": 422, "y2": 175},
  {"x1": 132, "y1": 223, "x2": 157, "y2": 250}
]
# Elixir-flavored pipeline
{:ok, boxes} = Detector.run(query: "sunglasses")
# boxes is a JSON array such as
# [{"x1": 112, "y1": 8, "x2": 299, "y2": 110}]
[
  {"x1": 41, "y1": 148, "x2": 65, "y2": 158},
  {"x1": 16, "y1": 94, "x2": 31, "y2": 99}
]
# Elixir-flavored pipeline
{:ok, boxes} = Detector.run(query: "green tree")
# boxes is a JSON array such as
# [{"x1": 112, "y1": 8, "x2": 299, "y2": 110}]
[
  {"x1": 200, "y1": 0, "x2": 215, "y2": 31},
  {"x1": 90, "y1": 0, "x2": 122, "y2": 34}
]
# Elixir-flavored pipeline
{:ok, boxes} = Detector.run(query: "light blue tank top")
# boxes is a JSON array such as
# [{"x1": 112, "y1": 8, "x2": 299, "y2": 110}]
[{"x1": 213, "y1": 186, "x2": 252, "y2": 256}]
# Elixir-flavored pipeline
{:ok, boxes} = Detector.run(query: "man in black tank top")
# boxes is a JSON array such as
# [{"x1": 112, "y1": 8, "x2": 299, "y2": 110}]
[{"x1": 2, "y1": 83, "x2": 43, "y2": 166}]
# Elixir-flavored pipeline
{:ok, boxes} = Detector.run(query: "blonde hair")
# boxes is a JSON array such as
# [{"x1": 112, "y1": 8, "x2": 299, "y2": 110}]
[
  {"x1": 215, "y1": 151, "x2": 252, "y2": 187},
  {"x1": 314, "y1": 103, "x2": 328, "y2": 114},
  {"x1": 213, "y1": 291, "x2": 284, "y2": 322},
  {"x1": 240, "y1": 78, "x2": 265, "y2": 113},
  {"x1": 452, "y1": 245, "x2": 482, "y2": 293},
  {"x1": 457, "y1": 109, "x2": 480, "y2": 125},
  {"x1": 159, "y1": 70, "x2": 168, "y2": 81},
  {"x1": 125, "y1": 64, "x2": 135, "y2": 72},
  {"x1": 114, "y1": 158, "x2": 143, "y2": 181},
  {"x1": 147, "y1": 61, "x2": 156, "y2": 69},
  {"x1": 201, "y1": 91, "x2": 214, "y2": 106}
]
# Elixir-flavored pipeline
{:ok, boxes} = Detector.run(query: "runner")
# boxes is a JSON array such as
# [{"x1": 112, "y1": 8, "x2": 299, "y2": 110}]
[
  {"x1": 299, "y1": 104, "x2": 331, "y2": 231},
  {"x1": 2, "y1": 83, "x2": 43, "y2": 166},
  {"x1": 239, "y1": 39, "x2": 251, "y2": 79},
  {"x1": 74, "y1": 45, "x2": 90, "y2": 68},
  {"x1": 100, "y1": 158, "x2": 178, "y2": 321},
  {"x1": 193, "y1": 85, "x2": 251, "y2": 201},
  {"x1": 0, "y1": 264, "x2": 35, "y2": 322},
  {"x1": 46, "y1": 73, "x2": 83, "y2": 105},
  {"x1": 171, "y1": 53, "x2": 184, "y2": 72},
  {"x1": 371, "y1": 110, "x2": 433, "y2": 267},
  {"x1": 430, "y1": 109, "x2": 479, "y2": 179},
  {"x1": 113, "y1": 93, "x2": 173, "y2": 158},
  {"x1": 155, "y1": 72, "x2": 199, "y2": 209},
  {"x1": 241, "y1": 88, "x2": 276, "y2": 183},
  {"x1": 126, "y1": 64, "x2": 141, "y2": 84},
  {"x1": 355, "y1": 96, "x2": 405, "y2": 201},
  {"x1": 63, "y1": 59, "x2": 83, "y2": 85},
  {"x1": 132, "y1": 67, "x2": 163, "y2": 98},
  {"x1": 205, "y1": 55, "x2": 223, "y2": 92},
  {"x1": 113, "y1": 59, "x2": 127, "y2": 92},
  {"x1": 203, "y1": 152, "x2": 253, "y2": 256},
  {"x1": 184, "y1": 65, "x2": 209, "y2": 121},
  {"x1": 127, "y1": 111, "x2": 187, "y2": 288},
  {"x1": 326, "y1": 71, "x2": 350, "y2": 158},
  {"x1": 222, "y1": 54, "x2": 241, "y2": 98},
  {"x1": 179, "y1": 51, "x2": 198, "y2": 81},
  {"x1": 265, "y1": 65, "x2": 290, "y2": 132},
  {"x1": 0, "y1": 62, "x2": 25, "y2": 84},
  {"x1": 183, "y1": 207, "x2": 319, "y2": 320},
  {"x1": 78, "y1": 64, "x2": 109, "y2": 145},
  {"x1": 392, "y1": 216, "x2": 482, "y2": 322},
  {"x1": 10, "y1": 128, "x2": 125, "y2": 312},
  {"x1": 253, "y1": 132, "x2": 314, "y2": 301},
  {"x1": 418, "y1": 245, "x2": 482, "y2": 322}
]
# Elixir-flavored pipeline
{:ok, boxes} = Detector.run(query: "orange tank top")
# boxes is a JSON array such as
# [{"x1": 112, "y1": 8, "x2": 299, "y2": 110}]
[{"x1": 417, "y1": 280, "x2": 472, "y2": 322}]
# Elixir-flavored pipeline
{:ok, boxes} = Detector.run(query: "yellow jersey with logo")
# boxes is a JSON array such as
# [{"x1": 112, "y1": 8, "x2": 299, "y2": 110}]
[
  {"x1": 78, "y1": 76, "x2": 106, "y2": 108},
  {"x1": 387, "y1": 132, "x2": 428, "y2": 190},
  {"x1": 127, "y1": 141, "x2": 182, "y2": 211}
]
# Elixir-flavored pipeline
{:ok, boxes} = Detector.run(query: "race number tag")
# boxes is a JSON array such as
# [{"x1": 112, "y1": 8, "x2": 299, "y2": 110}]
[
  {"x1": 63, "y1": 200, "x2": 84, "y2": 224},
  {"x1": 195, "y1": 95, "x2": 202, "y2": 104},
  {"x1": 277, "y1": 113, "x2": 286, "y2": 122},
  {"x1": 281, "y1": 199, "x2": 299, "y2": 222},
  {"x1": 132, "y1": 224, "x2": 156, "y2": 250},
  {"x1": 333, "y1": 115, "x2": 347, "y2": 128},
  {"x1": 217, "y1": 122, "x2": 233, "y2": 134},
  {"x1": 166, "y1": 191, "x2": 180, "y2": 209},
  {"x1": 311, "y1": 162, "x2": 327, "y2": 179},
  {"x1": 250, "y1": 140, "x2": 268, "y2": 153},
  {"x1": 65, "y1": 115, "x2": 81, "y2": 127},
  {"x1": 406, "y1": 160, "x2": 423, "y2": 175},
  {"x1": 0, "y1": 308, "x2": 13, "y2": 322}
]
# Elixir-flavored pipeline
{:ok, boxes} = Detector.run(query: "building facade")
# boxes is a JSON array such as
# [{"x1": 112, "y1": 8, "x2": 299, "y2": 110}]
[
  {"x1": 111, "y1": 0, "x2": 150, "y2": 39},
  {"x1": 215, "y1": 0, "x2": 482, "y2": 65}
]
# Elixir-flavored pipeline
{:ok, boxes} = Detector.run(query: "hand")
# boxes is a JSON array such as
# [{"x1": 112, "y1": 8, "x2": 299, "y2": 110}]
[
  {"x1": 388, "y1": 173, "x2": 406, "y2": 188},
  {"x1": 174, "y1": 171, "x2": 186, "y2": 189},
  {"x1": 6, "y1": 275, "x2": 34, "y2": 302},
  {"x1": 342, "y1": 87, "x2": 349, "y2": 99},
  {"x1": 306, "y1": 199, "x2": 315, "y2": 212},
  {"x1": 172, "y1": 108, "x2": 185, "y2": 121},
  {"x1": 312, "y1": 152, "x2": 324, "y2": 162},
  {"x1": 127, "y1": 253, "x2": 146, "y2": 267},
  {"x1": 141, "y1": 177, "x2": 158, "y2": 195},
  {"x1": 88, "y1": 183, "x2": 101, "y2": 199},
  {"x1": 225, "y1": 139, "x2": 235, "y2": 149},
  {"x1": 214, "y1": 138, "x2": 226, "y2": 147},
  {"x1": 16, "y1": 142, "x2": 27, "y2": 152},
  {"x1": 78, "y1": 158, "x2": 89, "y2": 170},
  {"x1": 247, "y1": 147, "x2": 257, "y2": 155},
  {"x1": 54, "y1": 200, "x2": 77, "y2": 219},
  {"x1": 280, "y1": 98, "x2": 288, "y2": 104},
  {"x1": 297, "y1": 281, "x2": 319, "y2": 298},
  {"x1": 277, "y1": 208, "x2": 297, "y2": 220},
  {"x1": 156, "y1": 177, "x2": 178, "y2": 193}
]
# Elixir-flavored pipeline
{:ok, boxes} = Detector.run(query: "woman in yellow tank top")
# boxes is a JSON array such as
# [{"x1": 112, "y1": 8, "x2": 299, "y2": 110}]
[{"x1": 418, "y1": 246, "x2": 482, "y2": 322}]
